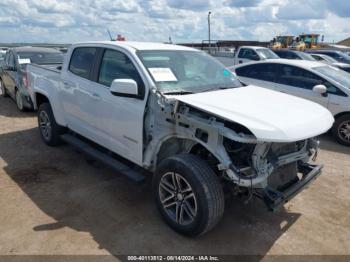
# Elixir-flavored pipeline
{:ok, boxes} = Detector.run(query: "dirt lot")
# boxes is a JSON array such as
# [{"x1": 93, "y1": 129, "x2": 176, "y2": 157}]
[{"x1": 0, "y1": 96, "x2": 350, "y2": 257}]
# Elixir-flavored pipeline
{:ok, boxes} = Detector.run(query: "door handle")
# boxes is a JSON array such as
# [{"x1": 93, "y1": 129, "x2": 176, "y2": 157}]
[
  {"x1": 91, "y1": 93, "x2": 100, "y2": 99},
  {"x1": 63, "y1": 82, "x2": 72, "y2": 89}
]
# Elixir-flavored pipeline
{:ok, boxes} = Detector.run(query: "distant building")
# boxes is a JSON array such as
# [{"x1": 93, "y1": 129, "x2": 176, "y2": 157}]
[
  {"x1": 337, "y1": 37, "x2": 350, "y2": 47},
  {"x1": 178, "y1": 40, "x2": 270, "y2": 52}
]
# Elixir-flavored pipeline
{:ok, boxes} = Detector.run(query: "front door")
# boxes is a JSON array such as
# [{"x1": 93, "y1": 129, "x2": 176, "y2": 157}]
[
  {"x1": 272, "y1": 64, "x2": 330, "y2": 108},
  {"x1": 89, "y1": 48, "x2": 147, "y2": 165}
]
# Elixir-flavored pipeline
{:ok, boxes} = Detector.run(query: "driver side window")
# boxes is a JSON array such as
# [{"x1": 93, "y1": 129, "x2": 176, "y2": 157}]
[
  {"x1": 276, "y1": 65, "x2": 323, "y2": 89},
  {"x1": 276, "y1": 64, "x2": 344, "y2": 95},
  {"x1": 98, "y1": 49, "x2": 144, "y2": 91}
]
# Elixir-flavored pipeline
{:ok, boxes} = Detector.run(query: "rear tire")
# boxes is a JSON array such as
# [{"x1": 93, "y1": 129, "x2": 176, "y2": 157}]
[
  {"x1": 38, "y1": 103, "x2": 65, "y2": 146},
  {"x1": 153, "y1": 154, "x2": 224, "y2": 237},
  {"x1": 0, "y1": 79, "x2": 8, "y2": 97},
  {"x1": 332, "y1": 114, "x2": 350, "y2": 146}
]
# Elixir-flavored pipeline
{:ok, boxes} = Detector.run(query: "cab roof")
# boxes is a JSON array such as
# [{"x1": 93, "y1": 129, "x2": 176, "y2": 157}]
[
  {"x1": 239, "y1": 46, "x2": 270, "y2": 50},
  {"x1": 74, "y1": 41, "x2": 198, "y2": 52},
  {"x1": 11, "y1": 46, "x2": 62, "y2": 53}
]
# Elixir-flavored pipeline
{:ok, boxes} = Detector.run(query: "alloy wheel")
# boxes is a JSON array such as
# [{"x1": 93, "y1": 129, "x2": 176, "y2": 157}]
[
  {"x1": 338, "y1": 120, "x2": 350, "y2": 142},
  {"x1": 158, "y1": 172, "x2": 198, "y2": 226},
  {"x1": 39, "y1": 110, "x2": 52, "y2": 141}
]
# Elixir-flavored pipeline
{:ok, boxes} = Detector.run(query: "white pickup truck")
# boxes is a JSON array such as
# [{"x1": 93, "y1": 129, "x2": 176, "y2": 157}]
[
  {"x1": 233, "y1": 46, "x2": 279, "y2": 65},
  {"x1": 28, "y1": 41, "x2": 334, "y2": 236}
]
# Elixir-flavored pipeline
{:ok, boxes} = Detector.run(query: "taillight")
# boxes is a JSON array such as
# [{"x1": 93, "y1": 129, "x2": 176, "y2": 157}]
[{"x1": 22, "y1": 71, "x2": 28, "y2": 88}]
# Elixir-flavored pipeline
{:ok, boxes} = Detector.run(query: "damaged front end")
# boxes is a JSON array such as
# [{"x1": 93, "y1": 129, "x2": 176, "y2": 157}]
[
  {"x1": 147, "y1": 95, "x2": 324, "y2": 212},
  {"x1": 224, "y1": 138, "x2": 322, "y2": 211}
]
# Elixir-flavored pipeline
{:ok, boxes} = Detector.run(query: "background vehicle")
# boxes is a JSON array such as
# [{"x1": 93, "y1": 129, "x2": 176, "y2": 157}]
[
  {"x1": 235, "y1": 60, "x2": 350, "y2": 145},
  {"x1": 273, "y1": 49, "x2": 316, "y2": 61},
  {"x1": 0, "y1": 46, "x2": 63, "y2": 111},
  {"x1": 307, "y1": 50, "x2": 350, "y2": 65},
  {"x1": 271, "y1": 35, "x2": 294, "y2": 49},
  {"x1": 0, "y1": 50, "x2": 6, "y2": 67},
  {"x1": 299, "y1": 34, "x2": 320, "y2": 49},
  {"x1": 29, "y1": 41, "x2": 333, "y2": 236},
  {"x1": 233, "y1": 46, "x2": 279, "y2": 65},
  {"x1": 310, "y1": 53, "x2": 350, "y2": 73}
]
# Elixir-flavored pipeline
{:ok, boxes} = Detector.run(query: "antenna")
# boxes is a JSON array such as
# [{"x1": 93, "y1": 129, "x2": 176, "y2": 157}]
[{"x1": 107, "y1": 30, "x2": 113, "y2": 41}]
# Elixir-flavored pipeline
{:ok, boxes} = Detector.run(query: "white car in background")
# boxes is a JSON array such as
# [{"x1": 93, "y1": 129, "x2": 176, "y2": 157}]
[
  {"x1": 216, "y1": 46, "x2": 280, "y2": 67},
  {"x1": 310, "y1": 53, "x2": 350, "y2": 73},
  {"x1": 0, "y1": 50, "x2": 6, "y2": 67},
  {"x1": 234, "y1": 59, "x2": 350, "y2": 145}
]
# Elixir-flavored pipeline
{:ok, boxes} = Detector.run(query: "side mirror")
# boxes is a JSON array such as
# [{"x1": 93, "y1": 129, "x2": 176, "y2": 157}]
[
  {"x1": 251, "y1": 55, "x2": 260, "y2": 61},
  {"x1": 110, "y1": 79, "x2": 139, "y2": 98},
  {"x1": 313, "y1": 84, "x2": 327, "y2": 96}
]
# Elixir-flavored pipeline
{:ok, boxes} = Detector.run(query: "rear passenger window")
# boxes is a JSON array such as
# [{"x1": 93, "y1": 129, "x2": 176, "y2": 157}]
[
  {"x1": 69, "y1": 47, "x2": 96, "y2": 79},
  {"x1": 236, "y1": 63, "x2": 277, "y2": 82},
  {"x1": 98, "y1": 49, "x2": 144, "y2": 89}
]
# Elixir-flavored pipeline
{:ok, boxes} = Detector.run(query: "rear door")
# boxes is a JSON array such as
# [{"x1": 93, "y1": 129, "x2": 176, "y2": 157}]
[
  {"x1": 61, "y1": 47, "x2": 99, "y2": 138},
  {"x1": 235, "y1": 63, "x2": 279, "y2": 90}
]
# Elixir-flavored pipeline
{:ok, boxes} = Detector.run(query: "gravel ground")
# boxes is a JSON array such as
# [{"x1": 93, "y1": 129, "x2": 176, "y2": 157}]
[{"x1": 0, "y1": 95, "x2": 349, "y2": 257}]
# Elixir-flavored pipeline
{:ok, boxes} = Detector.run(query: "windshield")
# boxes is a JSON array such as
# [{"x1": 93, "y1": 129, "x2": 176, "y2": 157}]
[
  {"x1": 137, "y1": 50, "x2": 242, "y2": 94},
  {"x1": 256, "y1": 49, "x2": 279, "y2": 59},
  {"x1": 320, "y1": 55, "x2": 338, "y2": 63},
  {"x1": 0, "y1": 52, "x2": 5, "y2": 60},
  {"x1": 297, "y1": 52, "x2": 316, "y2": 61},
  {"x1": 18, "y1": 51, "x2": 63, "y2": 65},
  {"x1": 313, "y1": 66, "x2": 350, "y2": 89}
]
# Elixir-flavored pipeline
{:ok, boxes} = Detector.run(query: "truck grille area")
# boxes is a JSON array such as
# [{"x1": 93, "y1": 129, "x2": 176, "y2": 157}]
[{"x1": 266, "y1": 142, "x2": 303, "y2": 191}]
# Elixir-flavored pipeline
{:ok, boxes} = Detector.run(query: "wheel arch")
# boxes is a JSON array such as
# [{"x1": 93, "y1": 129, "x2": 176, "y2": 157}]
[
  {"x1": 334, "y1": 111, "x2": 350, "y2": 120},
  {"x1": 35, "y1": 92, "x2": 66, "y2": 126},
  {"x1": 154, "y1": 136, "x2": 221, "y2": 172},
  {"x1": 35, "y1": 92, "x2": 50, "y2": 110}
]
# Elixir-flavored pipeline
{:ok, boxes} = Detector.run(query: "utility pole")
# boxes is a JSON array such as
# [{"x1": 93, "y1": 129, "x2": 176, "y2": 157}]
[{"x1": 208, "y1": 11, "x2": 212, "y2": 53}]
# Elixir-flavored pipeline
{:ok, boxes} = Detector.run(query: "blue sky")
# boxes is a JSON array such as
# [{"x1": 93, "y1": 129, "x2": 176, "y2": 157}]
[{"x1": 0, "y1": 0, "x2": 349, "y2": 43}]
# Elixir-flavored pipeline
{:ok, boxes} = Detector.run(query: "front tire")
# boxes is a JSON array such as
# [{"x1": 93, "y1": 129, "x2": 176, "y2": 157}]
[
  {"x1": 38, "y1": 103, "x2": 65, "y2": 146},
  {"x1": 332, "y1": 114, "x2": 350, "y2": 146},
  {"x1": 153, "y1": 154, "x2": 224, "y2": 237}
]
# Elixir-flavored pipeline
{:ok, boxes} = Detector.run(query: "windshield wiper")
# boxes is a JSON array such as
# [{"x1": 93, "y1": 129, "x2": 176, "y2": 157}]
[
  {"x1": 163, "y1": 91, "x2": 193, "y2": 95},
  {"x1": 202, "y1": 87, "x2": 232, "y2": 93}
]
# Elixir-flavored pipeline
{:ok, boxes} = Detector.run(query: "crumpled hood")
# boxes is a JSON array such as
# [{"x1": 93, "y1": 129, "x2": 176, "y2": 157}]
[{"x1": 168, "y1": 85, "x2": 334, "y2": 142}]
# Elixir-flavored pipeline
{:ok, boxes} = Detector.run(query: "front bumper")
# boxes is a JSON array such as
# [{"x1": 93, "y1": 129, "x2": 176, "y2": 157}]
[{"x1": 255, "y1": 163, "x2": 323, "y2": 211}]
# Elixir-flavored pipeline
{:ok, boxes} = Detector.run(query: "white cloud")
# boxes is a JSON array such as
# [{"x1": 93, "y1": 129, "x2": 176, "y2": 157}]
[{"x1": 0, "y1": 0, "x2": 348, "y2": 43}]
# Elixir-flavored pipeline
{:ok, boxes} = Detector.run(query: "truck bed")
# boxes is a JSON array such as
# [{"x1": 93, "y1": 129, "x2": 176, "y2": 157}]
[{"x1": 26, "y1": 63, "x2": 63, "y2": 109}]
